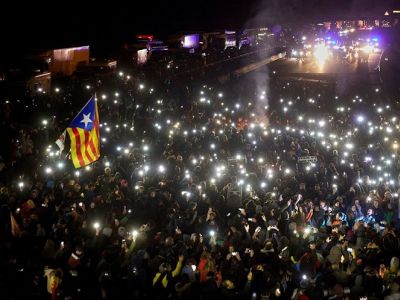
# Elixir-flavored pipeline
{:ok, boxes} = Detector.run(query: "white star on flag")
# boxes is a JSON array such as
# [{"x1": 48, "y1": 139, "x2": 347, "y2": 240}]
[{"x1": 80, "y1": 113, "x2": 92, "y2": 128}]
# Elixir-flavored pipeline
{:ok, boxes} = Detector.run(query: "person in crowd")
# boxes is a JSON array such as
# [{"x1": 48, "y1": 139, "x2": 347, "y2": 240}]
[{"x1": 0, "y1": 44, "x2": 400, "y2": 300}]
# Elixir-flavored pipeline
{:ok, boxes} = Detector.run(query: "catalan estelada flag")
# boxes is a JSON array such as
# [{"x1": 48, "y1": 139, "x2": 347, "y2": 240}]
[{"x1": 67, "y1": 96, "x2": 100, "y2": 168}]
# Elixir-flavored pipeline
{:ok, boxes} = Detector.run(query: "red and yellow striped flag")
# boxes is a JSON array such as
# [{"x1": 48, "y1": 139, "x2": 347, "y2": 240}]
[{"x1": 67, "y1": 96, "x2": 100, "y2": 168}]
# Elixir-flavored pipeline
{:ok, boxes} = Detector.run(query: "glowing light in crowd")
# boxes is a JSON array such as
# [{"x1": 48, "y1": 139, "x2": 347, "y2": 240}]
[
  {"x1": 158, "y1": 165, "x2": 165, "y2": 173},
  {"x1": 314, "y1": 43, "x2": 329, "y2": 67}
]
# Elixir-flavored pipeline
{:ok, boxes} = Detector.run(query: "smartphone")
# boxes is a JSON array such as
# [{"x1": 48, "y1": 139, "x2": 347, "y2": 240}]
[
  {"x1": 61, "y1": 241, "x2": 64, "y2": 248},
  {"x1": 232, "y1": 252, "x2": 238, "y2": 256},
  {"x1": 347, "y1": 247, "x2": 353, "y2": 252}
]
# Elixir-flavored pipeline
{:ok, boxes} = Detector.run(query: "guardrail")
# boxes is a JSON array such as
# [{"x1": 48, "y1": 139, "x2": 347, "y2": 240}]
[
  {"x1": 172, "y1": 46, "x2": 283, "y2": 77},
  {"x1": 218, "y1": 52, "x2": 286, "y2": 83}
]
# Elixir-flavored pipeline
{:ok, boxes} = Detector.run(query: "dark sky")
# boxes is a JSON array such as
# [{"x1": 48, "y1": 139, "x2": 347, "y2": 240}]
[{"x1": 1, "y1": 0, "x2": 398, "y2": 53}]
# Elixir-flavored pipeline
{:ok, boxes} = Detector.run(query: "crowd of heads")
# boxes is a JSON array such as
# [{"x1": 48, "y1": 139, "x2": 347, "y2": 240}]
[{"x1": 1, "y1": 62, "x2": 400, "y2": 300}]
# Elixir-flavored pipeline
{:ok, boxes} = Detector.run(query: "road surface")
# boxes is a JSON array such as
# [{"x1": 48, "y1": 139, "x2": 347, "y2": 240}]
[{"x1": 269, "y1": 53, "x2": 381, "y2": 76}]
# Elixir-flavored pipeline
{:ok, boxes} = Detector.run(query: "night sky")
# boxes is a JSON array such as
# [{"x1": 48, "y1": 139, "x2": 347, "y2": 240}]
[{"x1": 1, "y1": 0, "x2": 398, "y2": 55}]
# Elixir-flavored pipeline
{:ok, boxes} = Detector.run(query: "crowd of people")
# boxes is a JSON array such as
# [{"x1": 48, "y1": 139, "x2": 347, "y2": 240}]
[{"x1": 1, "y1": 58, "x2": 400, "y2": 300}]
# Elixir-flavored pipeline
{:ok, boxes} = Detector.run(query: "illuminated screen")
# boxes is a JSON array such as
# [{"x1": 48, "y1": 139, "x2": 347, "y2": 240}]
[{"x1": 183, "y1": 34, "x2": 200, "y2": 49}]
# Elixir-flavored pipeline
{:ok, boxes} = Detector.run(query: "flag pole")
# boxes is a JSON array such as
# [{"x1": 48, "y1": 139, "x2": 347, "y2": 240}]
[{"x1": 65, "y1": 149, "x2": 71, "y2": 159}]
